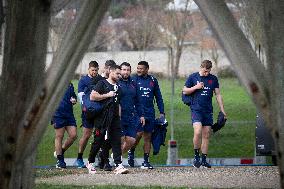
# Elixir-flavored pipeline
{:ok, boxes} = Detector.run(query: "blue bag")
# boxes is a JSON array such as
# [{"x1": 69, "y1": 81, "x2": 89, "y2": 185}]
[
  {"x1": 82, "y1": 91, "x2": 103, "y2": 119},
  {"x1": 181, "y1": 93, "x2": 191, "y2": 106}
]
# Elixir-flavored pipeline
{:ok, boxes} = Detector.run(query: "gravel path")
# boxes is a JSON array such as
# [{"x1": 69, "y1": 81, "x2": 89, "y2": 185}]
[{"x1": 36, "y1": 166, "x2": 280, "y2": 188}]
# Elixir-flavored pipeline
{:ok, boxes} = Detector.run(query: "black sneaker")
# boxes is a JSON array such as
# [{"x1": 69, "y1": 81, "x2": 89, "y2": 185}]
[
  {"x1": 141, "y1": 162, "x2": 154, "y2": 169},
  {"x1": 193, "y1": 158, "x2": 201, "y2": 168},
  {"x1": 201, "y1": 161, "x2": 211, "y2": 168},
  {"x1": 103, "y1": 162, "x2": 112, "y2": 171},
  {"x1": 56, "y1": 159, "x2": 66, "y2": 168}
]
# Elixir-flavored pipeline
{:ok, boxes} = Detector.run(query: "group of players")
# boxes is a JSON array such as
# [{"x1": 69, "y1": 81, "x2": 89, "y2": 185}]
[
  {"x1": 52, "y1": 60, "x2": 165, "y2": 174},
  {"x1": 52, "y1": 59, "x2": 226, "y2": 174}
]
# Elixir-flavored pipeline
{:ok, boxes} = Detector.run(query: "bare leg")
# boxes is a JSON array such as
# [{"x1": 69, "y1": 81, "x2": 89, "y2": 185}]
[
  {"x1": 143, "y1": 132, "x2": 152, "y2": 154},
  {"x1": 55, "y1": 127, "x2": 65, "y2": 155},
  {"x1": 201, "y1": 126, "x2": 211, "y2": 154},
  {"x1": 121, "y1": 136, "x2": 136, "y2": 154},
  {"x1": 78, "y1": 127, "x2": 93, "y2": 153},
  {"x1": 62, "y1": 126, "x2": 77, "y2": 151},
  {"x1": 132, "y1": 131, "x2": 143, "y2": 149},
  {"x1": 193, "y1": 122, "x2": 202, "y2": 149}
]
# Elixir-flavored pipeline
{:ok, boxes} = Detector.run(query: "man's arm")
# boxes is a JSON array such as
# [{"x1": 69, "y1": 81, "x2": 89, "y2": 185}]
[
  {"x1": 153, "y1": 78, "x2": 165, "y2": 117},
  {"x1": 78, "y1": 78, "x2": 85, "y2": 104},
  {"x1": 214, "y1": 88, "x2": 226, "y2": 117},
  {"x1": 70, "y1": 83, "x2": 77, "y2": 104},
  {"x1": 90, "y1": 90, "x2": 115, "y2": 101},
  {"x1": 182, "y1": 81, "x2": 204, "y2": 95}
]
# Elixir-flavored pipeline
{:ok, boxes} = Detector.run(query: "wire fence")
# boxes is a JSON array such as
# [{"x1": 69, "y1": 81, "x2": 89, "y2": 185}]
[{"x1": 36, "y1": 119, "x2": 257, "y2": 166}]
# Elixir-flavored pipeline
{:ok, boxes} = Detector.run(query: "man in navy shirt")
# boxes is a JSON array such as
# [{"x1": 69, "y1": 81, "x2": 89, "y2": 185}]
[
  {"x1": 128, "y1": 61, "x2": 165, "y2": 169},
  {"x1": 182, "y1": 60, "x2": 226, "y2": 168},
  {"x1": 75, "y1": 61, "x2": 99, "y2": 168},
  {"x1": 52, "y1": 83, "x2": 77, "y2": 168},
  {"x1": 118, "y1": 62, "x2": 145, "y2": 155}
]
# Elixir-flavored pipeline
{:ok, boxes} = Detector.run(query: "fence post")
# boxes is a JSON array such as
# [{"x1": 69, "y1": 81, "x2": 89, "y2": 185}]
[{"x1": 167, "y1": 140, "x2": 178, "y2": 165}]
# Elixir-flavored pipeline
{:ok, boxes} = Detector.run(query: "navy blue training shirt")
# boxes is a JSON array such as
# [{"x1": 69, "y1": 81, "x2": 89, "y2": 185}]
[
  {"x1": 78, "y1": 75, "x2": 93, "y2": 93},
  {"x1": 134, "y1": 74, "x2": 164, "y2": 117},
  {"x1": 184, "y1": 72, "x2": 219, "y2": 113},
  {"x1": 118, "y1": 77, "x2": 144, "y2": 121},
  {"x1": 54, "y1": 83, "x2": 77, "y2": 118}
]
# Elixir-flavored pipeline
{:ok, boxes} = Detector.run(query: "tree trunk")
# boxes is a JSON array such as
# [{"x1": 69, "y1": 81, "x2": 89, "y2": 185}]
[
  {"x1": 194, "y1": 0, "x2": 284, "y2": 187},
  {"x1": 174, "y1": 41, "x2": 183, "y2": 78},
  {"x1": 262, "y1": 1, "x2": 284, "y2": 187},
  {"x1": 0, "y1": 0, "x2": 50, "y2": 188},
  {"x1": 0, "y1": 1, "x2": 110, "y2": 189}
]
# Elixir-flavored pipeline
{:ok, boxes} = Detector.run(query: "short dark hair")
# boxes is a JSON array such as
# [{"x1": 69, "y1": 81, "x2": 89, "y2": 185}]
[
  {"x1": 138, "y1": 61, "x2": 149, "y2": 69},
  {"x1": 201, "y1": 60, "x2": 212, "y2": 69},
  {"x1": 105, "y1": 60, "x2": 116, "y2": 67},
  {"x1": 89, "y1": 61, "x2": 99, "y2": 68},
  {"x1": 109, "y1": 64, "x2": 121, "y2": 71},
  {"x1": 120, "y1": 62, "x2": 131, "y2": 68}
]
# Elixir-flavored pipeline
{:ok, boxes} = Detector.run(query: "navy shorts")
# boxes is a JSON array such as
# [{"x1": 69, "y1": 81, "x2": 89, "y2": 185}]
[
  {"x1": 136, "y1": 117, "x2": 155, "y2": 133},
  {"x1": 52, "y1": 116, "x2": 76, "y2": 129},
  {"x1": 191, "y1": 110, "x2": 213, "y2": 126},
  {"x1": 81, "y1": 111, "x2": 95, "y2": 128},
  {"x1": 121, "y1": 117, "x2": 137, "y2": 138}
]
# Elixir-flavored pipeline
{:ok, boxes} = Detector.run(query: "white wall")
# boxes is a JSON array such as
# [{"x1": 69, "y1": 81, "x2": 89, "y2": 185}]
[{"x1": 1, "y1": 48, "x2": 230, "y2": 77}]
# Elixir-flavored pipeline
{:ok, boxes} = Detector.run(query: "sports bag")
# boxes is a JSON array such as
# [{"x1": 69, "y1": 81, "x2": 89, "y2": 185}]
[
  {"x1": 182, "y1": 93, "x2": 191, "y2": 106},
  {"x1": 81, "y1": 80, "x2": 109, "y2": 119},
  {"x1": 82, "y1": 93, "x2": 103, "y2": 119}
]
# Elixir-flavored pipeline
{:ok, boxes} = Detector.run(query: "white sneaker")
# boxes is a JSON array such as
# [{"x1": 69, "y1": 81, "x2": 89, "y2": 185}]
[
  {"x1": 86, "y1": 162, "x2": 96, "y2": 174},
  {"x1": 53, "y1": 151, "x2": 57, "y2": 158},
  {"x1": 113, "y1": 164, "x2": 129, "y2": 174}
]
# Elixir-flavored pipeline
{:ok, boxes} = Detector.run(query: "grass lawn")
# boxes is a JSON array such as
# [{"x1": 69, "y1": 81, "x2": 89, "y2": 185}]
[{"x1": 36, "y1": 77, "x2": 256, "y2": 166}]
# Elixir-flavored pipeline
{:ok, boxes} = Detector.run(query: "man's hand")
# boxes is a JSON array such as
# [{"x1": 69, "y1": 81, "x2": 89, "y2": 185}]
[
  {"x1": 222, "y1": 111, "x2": 227, "y2": 119},
  {"x1": 70, "y1": 97, "x2": 77, "y2": 104},
  {"x1": 160, "y1": 113, "x2": 165, "y2": 119},
  {"x1": 195, "y1": 81, "x2": 204, "y2": 89},
  {"x1": 107, "y1": 91, "x2": 116, "y2": 98},
  {"x1": 140, "y1": 116, "x2": 145, "y2": 126}
]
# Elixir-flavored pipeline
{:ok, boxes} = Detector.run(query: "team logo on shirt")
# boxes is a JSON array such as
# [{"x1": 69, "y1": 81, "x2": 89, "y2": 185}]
[
  {"x1": 208, "y1": 80, "x2": 213, "y2": 84},
  {"x1": 150, "y1": 81, "x2": 154, "y2": 87},
  {"x1": 140, "y1": 87, "x2": 151, "y2": 97}
]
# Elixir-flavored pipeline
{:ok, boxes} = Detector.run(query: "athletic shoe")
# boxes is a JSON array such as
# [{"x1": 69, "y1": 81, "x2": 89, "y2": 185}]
[
  {"x1": 74, "y1": 158, "x2": 86, "y2": 168},
  {"x1": 128, "y1": 150, "x2": 135, "y2": 167},
  {"x1": 103, "y1": 162, "x2": 112, "y2": 171},
  {"x1": 141, "y1": 162, "x2": 154, "y2": 169},
  {"x1": 201, "y1": 161, "x2": 212, "y2": 168},
  {"x1": 86, "y1": 162, "x2": 96, "y2": 174},
  {"x1": 193, "y1": 157, "x2": 201, "y2": 168},
  {"x1": 56, "y1": 159, "x2": 66, "y2": 168},
  {"x1": 113, "y1": 164, "x2": 129, "y2": 174},
  {"x1": 53, "y1": 151, "x2": 57, "y2": 158}
]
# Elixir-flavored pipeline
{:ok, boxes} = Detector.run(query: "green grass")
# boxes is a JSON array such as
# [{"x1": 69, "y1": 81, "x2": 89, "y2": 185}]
[
  {"x1": 35, "y1": 184, "x2": 188, "y2": 189},
  {"x1": 36, "y1": 78, "x2": 256, "y2": 166}
]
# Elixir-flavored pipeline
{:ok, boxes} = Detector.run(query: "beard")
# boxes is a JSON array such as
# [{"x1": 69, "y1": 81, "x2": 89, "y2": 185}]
[{"x1": 121, "y1": 74, "x2": 129, "y2": 80}]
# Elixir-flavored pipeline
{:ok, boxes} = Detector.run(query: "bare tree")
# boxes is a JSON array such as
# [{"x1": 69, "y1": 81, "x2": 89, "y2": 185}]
[
  {"x1": 201, "y1": 38, "x2": 221, "y2": 75},
  {"x1": 0, "y1": 1, "x2": 110, "y2": 188},
  {"x1": 122, "y1": 4, "x2": 158, "y2": 51},
  {"x1": 155, "y1": 0, "x2": 193, "y2": 78},
  {"x1": 194, "y1": 0, "x2": 284, "y2": 187}
]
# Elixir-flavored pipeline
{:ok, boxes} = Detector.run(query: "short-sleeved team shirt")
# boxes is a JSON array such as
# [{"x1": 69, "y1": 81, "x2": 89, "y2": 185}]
[
  {"x1": 184, "y1": 72, "x2": 219, "y2": 113},
  {"x1": 78, "y1": 75, "x2": 93, "y2": 93}
]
